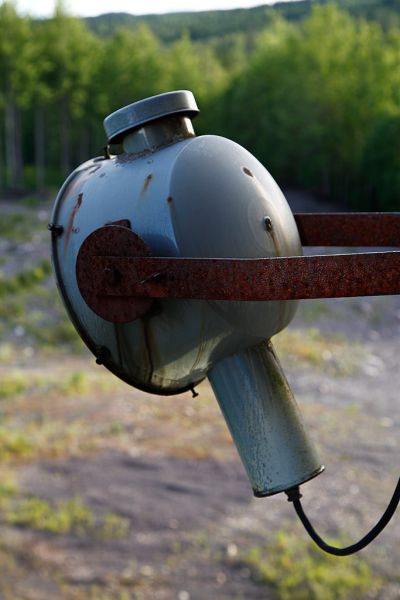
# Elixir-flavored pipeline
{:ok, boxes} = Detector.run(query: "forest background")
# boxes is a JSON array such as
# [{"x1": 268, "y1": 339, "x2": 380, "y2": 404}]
[{"x1": 1, "y1": 0, "x2": 400, "y2": 209}]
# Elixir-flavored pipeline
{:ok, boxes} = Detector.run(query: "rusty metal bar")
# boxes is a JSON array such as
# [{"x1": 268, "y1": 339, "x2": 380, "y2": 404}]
[
  {"x1": 90, "y1": 251, "x2": 400, "y2": 302},
  {"x1": 294, "y1": 213, "x2": 400, "y2": 247}
]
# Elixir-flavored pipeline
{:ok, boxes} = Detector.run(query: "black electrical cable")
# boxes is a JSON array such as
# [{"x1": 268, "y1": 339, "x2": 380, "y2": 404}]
[{"x1": 285, "y1": 477, "x2": 400, "y2": 556}]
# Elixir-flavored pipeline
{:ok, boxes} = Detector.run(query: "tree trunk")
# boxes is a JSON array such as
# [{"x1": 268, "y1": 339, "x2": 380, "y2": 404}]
[
  {"x1": 0, "y1": 114, "x2": 4, "y2": 193},
  {"x1": 79, "y1": 123, "x2": 89, "y2": 164},
  {"x1": 4, "y1": 99, "x2": 23, "y2": 190},
  {"x1": 60, "y1": 99, "x2": 70, "y2": 176},
  {"x1": 35, "y1": 105, "x2": 45, "y2": 191},
  {"x1": 5, "y1": 99, "x2": 17, "y2": 188},
  {"x1": 14, "y1": 105, "x2": 23, "y2": 187}
]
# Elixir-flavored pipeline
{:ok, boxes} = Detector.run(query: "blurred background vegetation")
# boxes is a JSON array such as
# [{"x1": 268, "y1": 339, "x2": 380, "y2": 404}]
[{"x1": 1, "y1": 0, "x2": 400, "y2": 209}]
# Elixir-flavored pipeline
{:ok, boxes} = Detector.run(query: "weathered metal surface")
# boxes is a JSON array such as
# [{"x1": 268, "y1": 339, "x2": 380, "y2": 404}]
[
  {"x1": 209, "y1": 341, "x2": 324, "y2": 497},
  {"x1": 104, "y1": 90, "x2": 199, "y2": 143},
  {"x1": 94, "y1": 252, "x2": 400, "y2": 301},
  {"x1": 76, "y1": 225, "x2": 154, "y2": 323},
  {"x1": 75, "y1": 210, "x2": 400, "y2": 323},
  {"x1": 294, "y1": 213, "x2": 400, "y2": 247}
]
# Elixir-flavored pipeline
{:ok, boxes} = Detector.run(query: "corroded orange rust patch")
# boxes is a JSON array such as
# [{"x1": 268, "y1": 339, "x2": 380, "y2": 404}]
[
  {"x1": 64, "y1": 192, "x2": 83, "y2": 250},
  {"x1": 64, "y1": 164, "x2": 101, "y2": 199},
  {"x1": 142, "y1": 174, "x2": 153, "y2": 194}
]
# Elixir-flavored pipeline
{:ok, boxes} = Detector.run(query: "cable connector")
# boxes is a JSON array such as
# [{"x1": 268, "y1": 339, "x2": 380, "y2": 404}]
[{"x1": 285, "y1": 486, "x2": 302, "y2": 503}]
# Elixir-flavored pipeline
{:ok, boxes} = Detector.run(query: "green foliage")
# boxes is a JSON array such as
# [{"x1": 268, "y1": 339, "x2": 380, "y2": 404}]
[
  {"x1": 84, "y1": 1, "x2": 400, "y2": 43},
  {"x1": 5, "y1": 497, "x2": 94, "y2": 535},
  {"x1": 0, "y1": 427, "x2": 34, "y2": 459},
  {"x1": 99, "y1": 25, "x2": 166, "y2": 113},
  {"x1": 4, "y1": 495, "x2": 130, "y2": 539},
  {"x1": 217, "y1": 5, "x2": 400, "y2": 204},
  {"x1": 0, "y1": 1, "x2": 37, "y2": 108},
  {"x1": 358, "y1": 112, "x2": 400, "y2": 210},
  {"x1": 273, "y1": 327, "x2": 363, "y2": 376},
  {"x1": 244, "y1": 530, "x2": 382, "y2": 600},
  {"x1": 95, "y1": 512, "x2": 130, "y2": 540},
  {"x1": 0, "y1": 2, "x2": 399, "y2": 207},
  {"x1": 0, "y1": 371, "x2": 28, "y2": 399},
  {"x1": 0, "y1": 260, "x2": 52, "y2": 297},
  {"x1": 0, "y1": 209, "x2": 39, "y2": 240}
]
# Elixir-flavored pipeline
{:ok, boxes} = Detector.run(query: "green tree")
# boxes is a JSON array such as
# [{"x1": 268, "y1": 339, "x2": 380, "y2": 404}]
[
  {"x1": 166, "y1": 34, "x2": 226, "y2": 107},
  {"x1": 99, "y1": 25, "x2": 166, "y2": 114},
  {"x1": 219, "y1": 5, "x2": 400, "y2": 205},
  {"x1": 0, "y1": 1, "x2": 37, "y2": 189},
  {"x1": 359, "y1": 113, "x2": 400, "y2": 210},
  {"x1": 41, "y1": 1, "x2": 100, "y2": 176}
]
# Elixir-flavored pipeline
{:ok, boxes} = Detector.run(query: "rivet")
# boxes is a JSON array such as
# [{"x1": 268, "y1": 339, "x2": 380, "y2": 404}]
[
  {"x1": 264, "y1": 216, "x2": 273, "y2": 232},
  {"x1": 47, "y1": 223, "x2": 64, "y2": 237},
  {"x1": 95, "y1": 345, "x2": 110, "y2": 365}
]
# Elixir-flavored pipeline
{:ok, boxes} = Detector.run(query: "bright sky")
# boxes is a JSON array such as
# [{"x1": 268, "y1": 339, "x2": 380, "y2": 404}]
[{"x1": 14, "y1": 0, "x2": 296, "y2": 18}]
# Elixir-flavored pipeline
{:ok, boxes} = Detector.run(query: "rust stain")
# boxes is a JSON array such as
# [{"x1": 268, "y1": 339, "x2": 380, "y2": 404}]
[
  {"x1": 77, "y1": 217, "x2": 400, "y2": 324},
  {"x1": 294, "y1": 213, "x2": 400, "y2": 247},
  {"x1": 64, "y1": 192, "x2": 83, "y2": 250},
  {"x1": 242, "y1": 167, "x2": 254, "y2": 177},
  {"x1": 142, "y1": 174, "x2": 153, "y2": 195},
  {"x1": 87, "y1": 251, "x2": 400, "y2": 306},
  {"x1": 263, "y1": 216, "x2": 280, "y2": 255},
  {"x1": 63, "y1": 164, "x2": 102, "y2": 198}
]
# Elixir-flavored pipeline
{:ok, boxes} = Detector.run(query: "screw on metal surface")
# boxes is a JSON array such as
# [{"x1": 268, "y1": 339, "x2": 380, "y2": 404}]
[
  {"x1": 264, "y1": 216, "x2": 273, "y2": 232},
  {"x1": 47, "y1": 223, "x2": 64, "y2": 237},
  {"x1": 104, "y1": 267, "x2": 121, "y2": 287},
  {"x1": 95, "y1": 346, "x2": 111, "y2": 365}
]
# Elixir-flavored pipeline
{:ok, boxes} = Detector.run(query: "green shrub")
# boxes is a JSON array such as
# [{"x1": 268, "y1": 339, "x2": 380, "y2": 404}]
[{"x1": 243, "y1": 530, "x2": 381, "y2": 600}]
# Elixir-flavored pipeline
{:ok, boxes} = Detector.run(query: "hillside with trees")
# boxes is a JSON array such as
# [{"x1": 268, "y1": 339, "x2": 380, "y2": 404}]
[
  {"x1": 0, "y1": 0, "x2": 399, "y2": 209},
  {"x1": 85, "y1": 0, "x2": 400, "y2": 42}
]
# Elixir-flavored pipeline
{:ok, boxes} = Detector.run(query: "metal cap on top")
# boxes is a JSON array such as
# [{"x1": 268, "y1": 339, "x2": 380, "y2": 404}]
[{"x1": 104, "y1": 90, "x2": 200, "y2": 143}]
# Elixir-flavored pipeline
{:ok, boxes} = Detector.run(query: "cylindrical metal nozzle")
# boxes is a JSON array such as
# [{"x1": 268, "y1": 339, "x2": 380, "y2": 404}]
[{"x1": 208, "y1": 341, "x2": 324, "y2": 496}]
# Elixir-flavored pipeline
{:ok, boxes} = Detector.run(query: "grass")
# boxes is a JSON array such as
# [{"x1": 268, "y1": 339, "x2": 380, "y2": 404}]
[
  {"x1": 0, "y1": 366, "x2": 128, "y2": 462},
  {"x1": 0, "y1": 205, "x2": 84, "y2": 356},
  {"x1": 0, "y1": 274, "x2": 84, "y2": 355},
  {"x1": 0, "y1": 369, "x2": 114, "y2": 401},
  {"x1": 0, "y1": 212, "x2": 38, "y2": 242},
  {"x1": 241, "y1": 530, "x2": 382, "y2": 600},
  {"x1": 60, "y1": 589, "x2": 131, "y2": 600},
  {"x1": 273, "y1": 327, "x2": 363, "y2": 376},
  {"x1": 0, "y1": 259, "x2": 52, "y2": 298},
  {"x1": 0, "y1": 371, "x2": 29, "y2": 399},
  {"x1": 2, "y1": 495, "x2": 130, "y2": 540},
  {"x1": 0, "y1": 426, "x2": 34, "y2": 459},
  {"x1": 0, "y1": 416, "x2": 99, "y2": 462}
]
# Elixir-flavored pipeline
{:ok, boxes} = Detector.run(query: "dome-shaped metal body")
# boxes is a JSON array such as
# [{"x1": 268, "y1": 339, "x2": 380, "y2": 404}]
[{"x1": 51, "y1": 133, "x2": 301, "y2": 394}]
